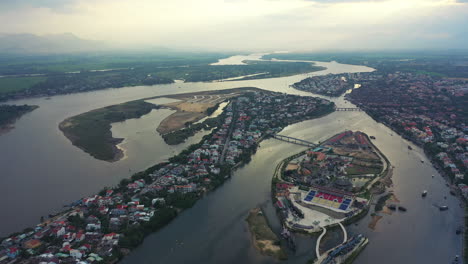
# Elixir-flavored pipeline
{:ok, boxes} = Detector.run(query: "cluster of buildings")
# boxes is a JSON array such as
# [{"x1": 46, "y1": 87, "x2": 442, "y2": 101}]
[
  {"x1": 292, "y1": 73, "x2": 366, "y2": 96},
  {"x1": 0, "y1": 90, "x2": 332, "y2": 264},
  {"x1": 346, "y1": 72, "x2": 468, "y2": 184},
  {"x1": 284, "y1": 131, "x2": 382, "y2": 192},
  {"x1": 274, "y1": 131, "x2": 377, "y2": 234}
]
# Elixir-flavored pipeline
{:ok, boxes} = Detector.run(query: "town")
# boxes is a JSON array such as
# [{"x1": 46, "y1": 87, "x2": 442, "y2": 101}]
[
  {"x1": 0, "y1": 90, "x2": 335, "y2": 264},
  {"x1": 344, "y1": 72, "x2": 468, "y2": 192},
  {"x1": 272, "y1": 131, "x2": 384, "y2": 263}
]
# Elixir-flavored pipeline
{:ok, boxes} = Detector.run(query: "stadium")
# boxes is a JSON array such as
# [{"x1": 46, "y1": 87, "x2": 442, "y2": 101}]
[{"x1": 302, "y1": 186, "x2": 355, "y2": 212}]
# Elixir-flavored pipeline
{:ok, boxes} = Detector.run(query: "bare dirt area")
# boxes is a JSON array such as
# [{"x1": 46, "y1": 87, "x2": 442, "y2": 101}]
[
  {"x1": 157, "y1": 111, "x2": 205, "y2": 134},
  {"x1": 156, "y1": 91, "x2": 247, "y2": 134},
  {"x1": 368, "y1": 215, "x2": 383, "y2": 230}
]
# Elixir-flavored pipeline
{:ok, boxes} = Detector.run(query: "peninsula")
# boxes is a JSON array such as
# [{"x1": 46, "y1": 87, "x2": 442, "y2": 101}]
[
  {"x1": 0, "y1": 104, "x2": 38, "y2": 135},
  {"x1": 2, "y1": 89, "x2": 335, "y2": 264},
  {"x1": 58, "y1": 88, "x2": 260, "y2": 161}
]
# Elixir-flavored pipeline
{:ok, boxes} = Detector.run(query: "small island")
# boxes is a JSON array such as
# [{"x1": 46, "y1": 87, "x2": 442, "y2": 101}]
[
  {"x1": 246, "y1": 208, "x2": 287, "y2": 260},
  {"x1": 0, "y1": 104, "x2": 38, "y2": 135},
  {"x1": 272, "y1": 131, "x2": 390, "y2": 263},
  {"x1": 292, "y1": 73, "x2": 359, "y2": 97}
]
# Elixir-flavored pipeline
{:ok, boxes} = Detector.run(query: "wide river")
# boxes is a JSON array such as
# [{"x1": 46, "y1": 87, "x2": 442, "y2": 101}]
[{"x1": 0, "y1": 56, "x2": 463, "y2": 263}]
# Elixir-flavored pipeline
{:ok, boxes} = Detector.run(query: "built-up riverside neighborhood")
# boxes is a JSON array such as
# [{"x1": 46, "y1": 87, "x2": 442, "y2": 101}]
[
  {"x1": 0, "y1": 91, "x2": 334, "y2": 264},
  {"x1": 294, "y1": 71, "x2": 468, "y2": 197}
]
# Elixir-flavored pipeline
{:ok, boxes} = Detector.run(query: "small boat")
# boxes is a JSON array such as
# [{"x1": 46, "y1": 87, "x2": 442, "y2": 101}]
[
  {"x1": 370, "y1": 136, "x2": 376, "y2": 140},
  {"x1": 398, "y1": 206, "x2": 407, "y2": 212},
  {"x1": 439, "y1": 205, "x2": 449, "y2": 211},
  {"x1": 408, "y1": 145, "x2": 413, "y2": 150},
  {"x1": 422, "y1": 190, "x2": 427, "y2": 197},
  {"x1": 387, "y1": 204, "x2": 397, "y2": 210},
  {"x1": 421, "y1": 159, "x2": 424, "y2": 163}
]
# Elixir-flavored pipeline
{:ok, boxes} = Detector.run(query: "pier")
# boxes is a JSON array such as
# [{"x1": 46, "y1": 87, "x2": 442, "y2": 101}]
[{"x1": 272, "y1": 134, "x2": 317, "y2": 148}]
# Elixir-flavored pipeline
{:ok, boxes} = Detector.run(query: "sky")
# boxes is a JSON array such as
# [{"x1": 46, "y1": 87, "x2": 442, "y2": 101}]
[{"x1": 0, "y1": 0, "x2": 467, "y2": 51}]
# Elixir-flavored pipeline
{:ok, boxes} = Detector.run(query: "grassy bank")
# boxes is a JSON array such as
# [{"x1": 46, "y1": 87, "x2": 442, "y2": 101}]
[
  {"x1": 0, "y1": 104, "x2": 39, "y2": 134},
  {"x1": 59, "y1": 100, "x2": 159, "y2": 161}
]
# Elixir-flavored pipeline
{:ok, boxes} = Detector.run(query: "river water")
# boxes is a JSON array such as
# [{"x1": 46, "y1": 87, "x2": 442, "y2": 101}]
[{"x1": 0, "y1": 56, "x2": 462, "y2": 263}]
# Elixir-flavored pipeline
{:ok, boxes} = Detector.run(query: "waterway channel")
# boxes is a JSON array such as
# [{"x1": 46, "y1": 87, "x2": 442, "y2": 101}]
[{"x1": 0, "y1": 55, "x2": 462, "y2": 263}]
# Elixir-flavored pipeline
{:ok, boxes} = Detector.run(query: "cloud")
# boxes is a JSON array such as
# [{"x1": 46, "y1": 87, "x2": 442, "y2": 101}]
[
  {"x1": 0, "y1": 0, "x2": 78, "y2": 12},
  {"x1": 0, "y1": 0, "x2": 466, "y2": 51}
]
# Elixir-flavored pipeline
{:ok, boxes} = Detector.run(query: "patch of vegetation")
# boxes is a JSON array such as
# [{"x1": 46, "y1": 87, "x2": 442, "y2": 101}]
[
  {"x1": 59, "y1": 100, "x2": 159, "y2": 161},
  {"x1": 0, "y1": 76, "x2": 46, "y2": 94},
  {"x1": 346, "y1": 164, "x2": 382, "y2": 175},
  {"x1": 0, "y1": 104, "x2": 38, "y2": 129},
  {"x1": 374, "y1": 194, "x2": 391, "y2": 212},
  {"x1": 0, "y1": 57, "x2": 326, "y2": 102},
  {"x1": 162, "y1": 116, "x2": 223, "y2": 145}
]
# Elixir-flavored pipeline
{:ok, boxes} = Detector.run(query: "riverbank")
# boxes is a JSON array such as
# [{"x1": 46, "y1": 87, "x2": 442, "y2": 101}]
[
  {"x1": 0, "y1": 104, "x2": 38, "y2": 136},
  {"x1": 246, "y1": 208, "x2": 287, "y2": 260}
]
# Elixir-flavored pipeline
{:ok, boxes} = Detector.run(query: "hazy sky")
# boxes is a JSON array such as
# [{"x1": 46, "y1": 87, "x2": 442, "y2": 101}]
[{"x1": 0, "y1": 0, "x2": 467, "y2": 51}]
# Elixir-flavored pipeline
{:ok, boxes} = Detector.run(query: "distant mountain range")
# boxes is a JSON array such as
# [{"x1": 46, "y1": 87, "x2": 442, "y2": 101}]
[{"x1": 0, "y1": 33, "x2": 106, "y2": 54}]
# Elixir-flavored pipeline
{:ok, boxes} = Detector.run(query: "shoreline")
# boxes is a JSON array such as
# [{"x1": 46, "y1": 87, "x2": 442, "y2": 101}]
[
  {"x1": 0, "y1": 105, "x2": 39, "y2": 136},
  {"x1": 270, "y1": 130, "x2": 391, "y2": 262}
]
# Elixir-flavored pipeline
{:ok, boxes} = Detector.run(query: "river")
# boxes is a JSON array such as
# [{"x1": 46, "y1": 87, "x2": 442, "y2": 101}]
[{"x1": 0, "y1": 55, "x2": 462, "y2": 263}]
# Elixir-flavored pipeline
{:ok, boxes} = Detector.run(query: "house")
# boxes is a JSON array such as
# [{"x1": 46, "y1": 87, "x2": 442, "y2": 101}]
[
  {"x1": 23, "y1": 239, "x2": 42, "y2": 249},
  {"x1": 70, "y1": 249, "x2": 83, "y2": 259},
  {"x1": 52, "y1": 227, "x2": 66, "y2": 237},
  {"x1": 6, "y1": 247, "x2": 19, "y2": 259},
  {"x1": 86, "y1": 223, "x2": 101, "y2": 231},
  {"x1": 76, "y1": 232, "x2": 85, "y2": 242}
]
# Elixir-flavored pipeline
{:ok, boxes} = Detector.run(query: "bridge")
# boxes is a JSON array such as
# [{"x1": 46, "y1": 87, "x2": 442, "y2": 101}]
[
  {"x1": 315, "y1": 223, "x2": 348, "y2": 261},
  {"x1": 335, "y1": 107, "x2": 362, "y2": 111},
  {"x1": 272, "y1": 134, "x2": 317, "y2": 148}
]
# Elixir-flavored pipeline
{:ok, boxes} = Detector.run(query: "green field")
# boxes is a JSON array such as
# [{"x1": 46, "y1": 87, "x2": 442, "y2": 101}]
[
  {"x1": 346, "y1": 164, "x2": 382, "y2": 176},
  {"x1": 0, "y1": 76, "x2": 46, "y2": 94}
]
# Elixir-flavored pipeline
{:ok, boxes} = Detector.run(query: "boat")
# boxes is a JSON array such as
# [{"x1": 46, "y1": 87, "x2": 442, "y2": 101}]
[
  {"x1": 422, "y1": 190, "x2": 427, "y2": 197},
  {"x1": 398, "y1": 206, "x2": 407, "y2": 212},
  {"x1": 387, "y1": 204, "x2": 396, "y2": 210},
  {"x1": 439, "y1": 205, "x2": 449, "y2": 211},
  {"x1": 421, "y1": 159, "x2": 424, "y2": 163},
  {"x1": 370, "y1": 136, "x2": 376, "y2": 140},
  {"x1": 408, "y1": 145, "x2": 413, "y2": 150}
]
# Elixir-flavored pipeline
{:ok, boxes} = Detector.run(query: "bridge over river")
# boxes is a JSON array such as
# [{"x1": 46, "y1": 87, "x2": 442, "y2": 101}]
[{"x1": 272, "y1": 134, "x2": 317, "y2": 148}]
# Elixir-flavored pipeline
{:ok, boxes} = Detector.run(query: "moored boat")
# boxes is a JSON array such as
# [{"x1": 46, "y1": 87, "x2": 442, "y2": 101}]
[
  {"x1": 440, "y1": 205, "x2": 449, "y2": 211},
  {"x1": 422, "y1": 190, "x2": 427, "y2": 197}
]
